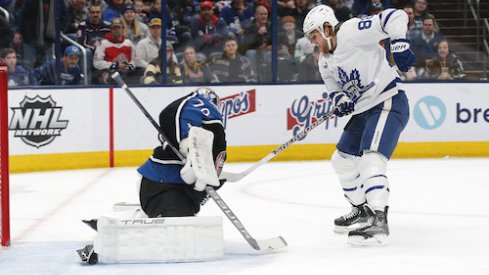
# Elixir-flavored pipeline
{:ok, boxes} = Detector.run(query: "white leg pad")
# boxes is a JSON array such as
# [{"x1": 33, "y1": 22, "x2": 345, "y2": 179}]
[
  {"x1": 93, "y1": 214, "x2": 224, "y2": 263},
  {"x1": 358, "y1": 151, "x2": 389, "y2": 211},
  {"x1": 331, "y1": 150, "x2": 364, "y2": 205}
]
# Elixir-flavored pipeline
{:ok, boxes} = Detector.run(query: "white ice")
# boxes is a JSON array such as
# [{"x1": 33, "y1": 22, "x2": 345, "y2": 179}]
[{"x1": 1, "y1": 158, "x2": 489, "y2": 275}]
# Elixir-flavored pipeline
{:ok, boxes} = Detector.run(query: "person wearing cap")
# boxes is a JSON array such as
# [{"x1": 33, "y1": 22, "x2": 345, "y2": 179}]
[
  {"x1": 29, "y1": 45, "x2": 83, "y2": 85},
  {"x1": 93, "y1": 17, "x2": 138, "y2": 84},
  {"x1": 143, "y1": 41, "x2": 182, "y2": 84},
  {"x1": 121, "y1": 3, "x2": 149, "y2": 45},
  {"x1": 190, "y1": 0, "x2": 229, "y2": 57},
  {"x1": 135, "y1": 18, "x2": 162, "y2": 69}
]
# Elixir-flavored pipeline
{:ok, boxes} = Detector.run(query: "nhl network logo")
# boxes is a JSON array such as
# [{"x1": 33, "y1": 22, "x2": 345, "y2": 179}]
[{"x1": 9, "y1": 95, "x2": 69, "y2": 148}]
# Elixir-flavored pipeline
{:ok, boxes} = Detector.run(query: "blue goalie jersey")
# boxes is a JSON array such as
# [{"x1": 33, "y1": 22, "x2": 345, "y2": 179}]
[{"x1": 137, "y1": 92, "x2": 226, "y2": 184}]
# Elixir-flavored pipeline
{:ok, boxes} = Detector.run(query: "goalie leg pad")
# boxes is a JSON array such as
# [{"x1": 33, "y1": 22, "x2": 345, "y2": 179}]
[
  {"x1": 188, "y1": 127, "x2": 220, "y2": 191},
  {"x1": 93, "y1": 215, "x2": 224, "y2": 263},
  {"x1": 358, "y1": 151, "x2": 389, "y2": 211},
  {"x1": 331, "y1": 150, "x2": 365, "y2": 206}
]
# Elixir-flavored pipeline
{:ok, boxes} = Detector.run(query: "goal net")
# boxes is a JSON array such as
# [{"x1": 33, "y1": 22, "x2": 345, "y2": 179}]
[{"x1": 0, "y1": 62, "x2": 10, "y2": 246}]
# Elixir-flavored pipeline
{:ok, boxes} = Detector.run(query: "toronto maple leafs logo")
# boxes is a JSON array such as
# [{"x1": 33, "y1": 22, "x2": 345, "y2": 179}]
[{"x1": 338, "y1": 67, "x2": 365, "y2": 101}]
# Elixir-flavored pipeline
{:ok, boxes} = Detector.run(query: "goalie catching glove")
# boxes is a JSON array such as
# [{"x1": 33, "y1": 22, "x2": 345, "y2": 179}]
[{"x1": 179, "y1": 127, "x2": 220, "y2": 192}]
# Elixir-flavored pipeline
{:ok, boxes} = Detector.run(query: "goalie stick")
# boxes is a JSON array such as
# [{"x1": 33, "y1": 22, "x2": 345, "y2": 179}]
[
  {"x1": 220, "y1": 79, "x2": 378, "y2": 182},
  {"x1": 111, "y1": 72, "x2": 287, "y2": 251}
]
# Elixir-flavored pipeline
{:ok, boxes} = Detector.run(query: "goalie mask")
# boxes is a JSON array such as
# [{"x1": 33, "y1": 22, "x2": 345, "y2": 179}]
[{"x1": 196, "y1": 87, "x2": 220, "y2": 108}]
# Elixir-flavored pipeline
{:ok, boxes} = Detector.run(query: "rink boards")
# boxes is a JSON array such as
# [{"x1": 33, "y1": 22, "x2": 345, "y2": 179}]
[{"x1": 6, "y1": 82, "x2": 489, "y2": 172}]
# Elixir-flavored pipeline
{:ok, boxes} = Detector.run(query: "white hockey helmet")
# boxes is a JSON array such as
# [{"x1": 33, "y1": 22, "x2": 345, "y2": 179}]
[
  {"x1": 195, "y1": 87, "x2": 220, "y2": 107},
  {"x1": 303, "y1": 5, "x2": 339, "y2": 41}
]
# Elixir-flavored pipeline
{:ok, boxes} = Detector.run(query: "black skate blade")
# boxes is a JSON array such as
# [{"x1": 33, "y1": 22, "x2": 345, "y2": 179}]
[{"x1": 82, "y1": 219, "x2": 98, "y2": 231}]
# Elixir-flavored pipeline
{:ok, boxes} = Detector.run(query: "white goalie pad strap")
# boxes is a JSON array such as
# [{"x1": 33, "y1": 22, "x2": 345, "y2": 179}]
[
  {"x1": 93, "y1": 215, "x2": 224, "y2": 263},
  {"x1": 188, "y1": 127, "x2": 220, "y2": 191}
]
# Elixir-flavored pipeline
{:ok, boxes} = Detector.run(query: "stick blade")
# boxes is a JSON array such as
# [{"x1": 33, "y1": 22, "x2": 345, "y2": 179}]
[{"x1": 255, "y1": 236, "x2": 288, "y2": 251}]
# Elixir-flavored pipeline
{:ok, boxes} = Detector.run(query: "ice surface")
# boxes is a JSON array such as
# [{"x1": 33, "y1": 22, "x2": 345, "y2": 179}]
[{"x1": 1, "y1": 158, "x2": 489, "y2": 274}]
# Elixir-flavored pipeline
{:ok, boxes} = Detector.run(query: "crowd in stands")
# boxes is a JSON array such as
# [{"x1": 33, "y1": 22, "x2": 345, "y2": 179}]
[{"x1": 0, "y1": 0, "x2": 468, "y2": 86}]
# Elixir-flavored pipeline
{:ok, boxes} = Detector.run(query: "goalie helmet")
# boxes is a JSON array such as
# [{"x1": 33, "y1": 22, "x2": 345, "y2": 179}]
[
  {"x1": 303, "y1": 5, "x2": 339, "y2": 41},
  {"x1": 195, "y1": 87, "x2": 220, "y2": 108}
]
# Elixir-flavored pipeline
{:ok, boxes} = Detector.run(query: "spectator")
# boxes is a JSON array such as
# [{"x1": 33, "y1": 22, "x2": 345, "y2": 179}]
[
  {"x1": 20, "y1": 0, "x2": 65, "y2": 71},
  {"x1": 190, "y1": 1, "x2": 229, "y2": 57},
  {"x1": 219, "y1": 0, "x2": 254, "y2": 37},
  {"x1": 423, "y1": 40, "x2": 465, "y2": 80},
  {"x1": 297, "y1": 46, "x2": 321, "y2": 81},
  {"x1": 121, "y1": 3, "x2": 149, "y2": 45},
  {"x1": 241, "y1": 4, "x2": 271, "y2": 80},
  {"x1": 143, "y1": 41, "x2": 183, "y2": 84},
  {"x1": 135, "y1": 18, "x2": 161, "y2": 69},
  {"x1": 413, "y1": 0, "x2": 438, "y2": 31},
  {"x1": 0, "y1": 12, "x2": 13, "y2": 51},
  {"x1": 93, "y1": 17, "x2": 138, "y2": 84},
  {"x1": 77, "y1": 2, "x2": 111, "y2": 84},
  {"x1": 278, "y1": 0, "x2": 295, "y2": 17},
  {"x1": 29, "y1": 45, "x2": 82, "y2": 85},
  {"x1": 283, "y1": 0, "x2": 312, "y2": 32},
  {"x1": 172, "y1": 0, "x2": 199, "y2": 46},
  {"x1": 77, "y1": 2, "x2": 111, "y2": 54},
  {"x1": 294, "y1": 36, "x2": 315, "y2": 64},
  {"x1": 278, "y1": 16, "x2": 302, "y2": 60},
  {"x1": 179, "y1": 45, "x2": 219, "y2": 83},
  {"x1": 0, "y1": 48, "x2": 29, "y2": 86},
  {"x1": 147, "y1": 0, "x2": 162, "y2": 20},
  {"x1": 133, "y1": 0, "x2": 148, "y2": 23},
  {"x1": 102, "y1": 0, "x2": 124, "y2": 22},
  {"x1": 64, "y1": 0, "x2": 88, "y2": 35},
  {"x1": 411, "y1": 15, "x2": 445, "y2": 72},
  {"x1": 403, "y1": 4, "x2": 420, "y2": 40},
  {"x1": 209, "y1": 35, "x2": 256, "y2": 83}
]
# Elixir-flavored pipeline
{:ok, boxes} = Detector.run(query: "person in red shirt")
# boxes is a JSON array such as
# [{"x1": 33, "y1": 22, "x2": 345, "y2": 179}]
[{"x1": 93, "y1": 17, "x2": 140, "y2": 84}]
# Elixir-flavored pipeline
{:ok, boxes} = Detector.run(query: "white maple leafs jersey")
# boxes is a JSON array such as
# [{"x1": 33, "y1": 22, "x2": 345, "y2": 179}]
[{"x1": 318, "y1": 9, "x2": 409, "y2": 115}]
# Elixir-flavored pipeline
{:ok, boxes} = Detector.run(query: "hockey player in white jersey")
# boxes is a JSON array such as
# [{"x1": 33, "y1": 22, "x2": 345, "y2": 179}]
[{"x1": 303, "y1": 5, "x2": 415, "y2": 245}]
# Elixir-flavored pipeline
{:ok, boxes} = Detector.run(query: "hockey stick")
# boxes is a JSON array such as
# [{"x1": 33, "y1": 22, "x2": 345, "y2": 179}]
[
  {"x1": 111, "y1": 72, "x2": 287, "y2": 251},
  {"x1": 220, "y1": 79, "x2": 378, "y2": 182}
]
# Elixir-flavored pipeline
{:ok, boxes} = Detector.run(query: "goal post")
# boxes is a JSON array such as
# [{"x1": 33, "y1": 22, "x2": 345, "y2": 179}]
[{"x1": 0, "y1": 61, "x2": 10, "y2": 246}]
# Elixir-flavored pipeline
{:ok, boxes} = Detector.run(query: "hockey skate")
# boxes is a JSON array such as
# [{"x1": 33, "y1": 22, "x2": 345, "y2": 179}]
[
  {"x1": 77, "y1": 244, "x2": 98, "y2": 265},
  {"x1": 334, "y1": 203, "x2": 375, "y2": 234},
  {"x1": 348, "y1": 206, "x2": 389, "y2": 246}
]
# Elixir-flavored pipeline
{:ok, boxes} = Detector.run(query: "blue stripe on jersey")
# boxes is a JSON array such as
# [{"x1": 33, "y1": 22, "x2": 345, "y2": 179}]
[
  {"x1": 343, "y1": 187, "x2": 358, "y2": 192},
  {"x1": 137, "y1": 158, "x2": 185, "y2": 184},
  {"x1": 382, "y1": 9, "x2": 397, "y2": 28}
]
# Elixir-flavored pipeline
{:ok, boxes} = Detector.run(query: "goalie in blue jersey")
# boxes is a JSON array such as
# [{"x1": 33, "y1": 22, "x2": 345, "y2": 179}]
[{"x1": 137, "y1": 87, "x2": 227, "y2": 218}]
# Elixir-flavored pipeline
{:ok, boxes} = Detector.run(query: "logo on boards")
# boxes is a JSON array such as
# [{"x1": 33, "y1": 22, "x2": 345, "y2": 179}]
[
  {"x1": 413, "y1": 96, "x2": 446, "y2": 129},
  {"x1": 287, "y1": 92, "x2": 338, "y2": 140},
  {"x1": 219, "y1": 89, "x2": 256, "y2": 128},
  {"x1": 9, "y1": 95, "x2": 69, "y2": 148}
]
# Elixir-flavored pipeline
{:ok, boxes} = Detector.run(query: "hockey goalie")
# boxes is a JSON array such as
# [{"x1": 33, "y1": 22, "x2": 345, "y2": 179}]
[{"x1": 77, "y1": 88, "x2": 227, "y2": 264}]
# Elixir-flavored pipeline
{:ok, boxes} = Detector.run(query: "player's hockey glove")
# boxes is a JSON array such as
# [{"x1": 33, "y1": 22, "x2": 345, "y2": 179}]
[
  {"x1": 391, "y1": 39, "x2": 416, "y2": 72},
  {"x1": 109, "y1": 62, "x2": 119, "y2": 71},
  {"x1": 331, "y1": 92, "x2": 354, "y2": 117}
]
